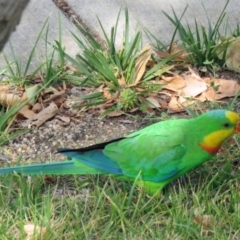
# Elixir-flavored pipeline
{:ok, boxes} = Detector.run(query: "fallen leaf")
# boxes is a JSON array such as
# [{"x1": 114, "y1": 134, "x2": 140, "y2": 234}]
[
  {"x1": 42, "y1": 86, "x2": 59, "y2": 95},
  {"x1": 156, "y1": 98, "x2": 168, "y2": 109},
  {"x1": 106, "y1": 111, "x2": 123, "y2": 117},
  {"x1": 129, "y1": 107, "x2": 139, "y2": 113},
  {"x1": 31, "y1": 74, "x2": 43, "y2": 84},
  {"x1": 197, "y1": 78, "x2": 240, "y2": 101},
  {"x1": 134, "y1": 44, "x2": 152, "y2": 85},
  {"x1": 56, "y1": 115, "x2": 71, "y2": 123},
  {"x1": 193, "y1": 215, "x2": 215, "y2": 236},
  {"x1": 146, "y1": 97, "x2": 161, "y2": 108},
  {"x1": 117, "y1": 72, "x2": 127, "y2": 86},
  {"x1": 160, "y1": 75, "x2": 186, "y2": 91},
  {"x1": 181, "y1": 69, "x2": 207, "y2": 97},
  {"x1": 32, "y1": 103, "x2": 43, "y2": 113},
  {"x1": 0, "y1": 91, "x2": 28, "y2": 107},
  {"x1": 211, "y1": 78, "x2": 240, "y2": 99},
  {"x1": 169, "y1": 43, "x2": 189, "y2": 60},
  {"x1": 29, "y1": 102, "x2": 59, "y2": 127},
  {"x1": 0, "y1": 84, "x2": 9, "y2": 92},
  {"x1": 198, "y1": 87, "x2": 216, "y2": 102},
  {"x1": 168, "y1": 95, "x2": 183, "y2": 112},
  {"x1": 101, "y1": 102, "x2": 115, "y2": 110},
  {"x1": 18, "y1": 105, "x2": 36, "y2": 119},
  {"x1": 216, "y1": 36, "x2": 240, "y2": 68},
  {"x1": 103, "y1": 87, "x2": 112, "y2": 100},
  {"x1": 155, "y1": 43, "x2": 190, "y2": 61},
  {"x1": 25, "y1": 85, "x2": 39, "y2": 105},
  {"x1": 24, "y1": 222, "x2": 46, "y2": 240},
  {"x1": 43, "y1": 90, "x2": 66, "y2": 103}
]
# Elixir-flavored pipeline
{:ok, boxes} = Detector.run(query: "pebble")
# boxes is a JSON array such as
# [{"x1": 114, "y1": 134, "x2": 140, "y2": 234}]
[{"x1": 3, "y1": 112, "x2": 152, "y2": 163}]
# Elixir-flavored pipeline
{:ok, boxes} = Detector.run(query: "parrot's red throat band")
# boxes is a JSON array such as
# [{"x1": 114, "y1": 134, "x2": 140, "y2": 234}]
[
  {"x1": 235, "y1": 123, "x2": 240, "y2": 133},
  {"x1": 199, "y1": 143, "x2": 220, "y2": 155}
]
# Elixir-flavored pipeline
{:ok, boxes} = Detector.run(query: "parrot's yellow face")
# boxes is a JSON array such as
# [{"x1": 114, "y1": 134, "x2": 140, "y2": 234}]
[
  {"x1": 226, "y1": 111, "x2": 240, "y2": 133},
  {"x1": 200, "y1": 111, "x2": 240, "y2": 154}
]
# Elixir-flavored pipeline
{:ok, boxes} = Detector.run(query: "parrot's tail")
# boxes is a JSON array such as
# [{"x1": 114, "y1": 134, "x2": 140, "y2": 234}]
[
  {"x1": 0, "y1": 148, "x2": 124, "y2": 175},
  {"x1": 0, "y1": 160, "x2": 104, "y2": 175}
]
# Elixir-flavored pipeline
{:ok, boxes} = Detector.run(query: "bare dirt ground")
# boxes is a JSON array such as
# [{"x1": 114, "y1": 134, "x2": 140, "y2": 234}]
[{"x1": 1, "y1": 109, "x2": 159, "y2": 165}]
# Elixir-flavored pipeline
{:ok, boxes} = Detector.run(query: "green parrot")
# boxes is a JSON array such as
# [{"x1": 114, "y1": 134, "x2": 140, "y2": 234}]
[{"x1": 0, "y1": 109, "x2": 239, "y2": 194}]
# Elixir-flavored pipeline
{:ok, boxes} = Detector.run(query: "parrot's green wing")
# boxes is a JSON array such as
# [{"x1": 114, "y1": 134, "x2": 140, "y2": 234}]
[{"x1": 104, "y1": 127, "x2": 187, "y2": 182}]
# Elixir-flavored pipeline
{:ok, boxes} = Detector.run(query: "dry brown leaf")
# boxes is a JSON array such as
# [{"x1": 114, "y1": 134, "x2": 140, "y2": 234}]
[
  {"x1": 160, "y1": 75, "x2": 186, "y2": 91},
  {"x1": 30, "y1": 74, "x2": 43, "y2": 84},
  {"x1": 135, "y1": 87, "x2": 145, "y2": 92},
  {"x1": 129, "y1": 107, "x2": 139, "y2": 113},
  {"x1": 161, "y1": 69, "x2": 240, "y2": 111},
  {"x1": 168, "y1": 95, "x2": 182, "y2": 112},
  {"x1": 0, "y1": 91, "x2": 28, "y2": 107},
  {"x1": 197, "y1": 87, "x2": 216, "y2": 102},
  {"x1": 32, "y1": 103, "x2": 42, "y2": 113},
  {"x1": 146, "y1": 97, "x2": 161, "y2": 108},
  {"x1": 56, "y1": 115, "x2": 71, "y2": 123},
  {"x1": 134, "y1": 44, "x2": 152, "y2": 85},
  {"x1": 103, "y1": 87, "x2": 112, "y2": 100},
  {"x1": 63, "y1": 99, "x2": 79, "y2": 108},
  {"x1": 106, "y1": 111, "x2": 123, "y2": 117},
  {"x1": 209, "y1": 78, "x2": 240, "y2": 99},
  {"x1": 217, "y1": 36, "x2": 240, "y2": 68},
  {"x1": 118, "y1": 72, "x2": 127, "y2": 86},
  {"x1": 169, "y1": 43, "x2": 189, "y2": 60},
  {"x1": 43, "y1": 90, "x2": 66, "y2": 103},
  {"x1": 193, "y1": 215, "x2": 215, "y2": 236},
  {"x1": 66, "y1": 63, "x2": 79, "y2": 72},
  {"x1": 181, "y1": 69, "x2": 207, "y2": 97},
  {"x1": 18, "y1": 105, "x2": 36, "y2": 119},
  {"x1": 42, "y1": 86, "x2": 59, "y2": 95},
  {"x1": 29, "y1": 102, "x2": 58, "y2": 127},
  {"x1": 225, "y1": 37, "x2": 240, "y2": 68},
  {"x1": 155, "y1": 43, "x2": 190, "y2": 61},
  {"x1": 102, "y1": 99, "x2": 117, "y2": 109},
  {"x1": 197, "y1": 78, "x2": 240, "y2": 101},
  {"x1": 0, "y1": 84, "x2": 9, "y2": 92},
  {"x1": 157, "y1": 98, "x2": 168, "y2": 109},
  {"x1": 24, "y1": 222, "x2": 46, "y2": 240}
]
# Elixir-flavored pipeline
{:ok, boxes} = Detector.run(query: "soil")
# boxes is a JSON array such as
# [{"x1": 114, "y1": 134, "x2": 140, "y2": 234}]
[{"x1": 1, "y1": 108, "x2": 160, "y2": 165}]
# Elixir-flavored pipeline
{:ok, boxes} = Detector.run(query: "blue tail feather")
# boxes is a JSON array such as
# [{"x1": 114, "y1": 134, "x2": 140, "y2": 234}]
[
  {"x1": 0, "y1": 149, "x2": 123, "y2": 176},
  {"x1": 60, "y1": 149, "x2": 123, "y2": 175},
  {"x1": 0, "y1": 161, "x2": 79, "y2": 175}
]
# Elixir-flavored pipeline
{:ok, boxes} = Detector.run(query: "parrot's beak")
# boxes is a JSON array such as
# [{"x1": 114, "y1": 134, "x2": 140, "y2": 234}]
[{"x1": 234, "y1": 122, "x2": 240, "y2": 133}]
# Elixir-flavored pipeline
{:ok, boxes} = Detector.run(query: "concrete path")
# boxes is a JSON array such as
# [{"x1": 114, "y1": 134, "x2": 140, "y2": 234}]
[
  {"x1": 0, "y1": 0, "x2": 79, "y2": 72},
  {"x1": 66, "y1": 0, "x2": 240, "y2": 46},
  {"x1": 0, "y1": 0, "x2": 239, "y2": 72}
]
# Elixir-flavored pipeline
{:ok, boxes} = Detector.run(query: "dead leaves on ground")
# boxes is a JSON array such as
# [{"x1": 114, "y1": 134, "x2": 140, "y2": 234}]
[
  {"x1": 0, "y1": 84, "x2": 71, "y2": 127},
  {"x1": 158, "y1": 68, "x2": 240, "y2": 112},
  {"x1": 194, "y1": 215, "x2": 215, "y2": 236},
  {"x1": 216, "y1": 36, "x2": 240, "y2": 69},
  {"x1": 24, "y1": 222, "x2": 46, "y2": 240},
  {"x1": 97, "y1": 41, "x2": 240, "y2": 114}
]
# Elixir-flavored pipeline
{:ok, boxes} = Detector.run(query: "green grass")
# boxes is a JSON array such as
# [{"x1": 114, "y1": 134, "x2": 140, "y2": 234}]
[
  {"x1": 162, "y1": 3, "x2": 226, "y2": 64},
  {"x1": 0, "y1": 140, "x2": 240, "y2": 240}
]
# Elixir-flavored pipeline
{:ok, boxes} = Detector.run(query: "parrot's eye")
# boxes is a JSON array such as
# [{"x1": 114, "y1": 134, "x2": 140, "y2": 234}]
[{"x1": 223, "y1": 123, "x2": 230, "y2": 128}]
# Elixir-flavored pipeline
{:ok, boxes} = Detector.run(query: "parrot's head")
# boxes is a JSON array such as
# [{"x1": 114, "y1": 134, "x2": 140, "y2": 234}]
[{"x1": 198, "y1": 109, "x2": 240, "y2": 154}]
